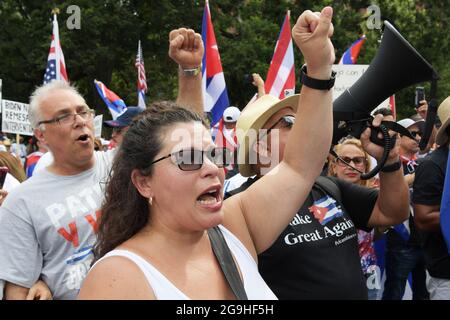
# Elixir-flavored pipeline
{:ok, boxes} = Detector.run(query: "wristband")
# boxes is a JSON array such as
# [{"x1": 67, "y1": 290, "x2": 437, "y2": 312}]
[
  {"x1": 380, "y1": 160, "x2": 402, "y2": 173},
  {"x1": 179, "y1": 65, "x2": 201, "y2": 77},
  {"x1": 300, "y1": 65, "x2": 336, "y2": 90}
]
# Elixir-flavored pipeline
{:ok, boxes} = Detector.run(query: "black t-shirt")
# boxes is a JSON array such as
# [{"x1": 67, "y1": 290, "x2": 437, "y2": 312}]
[
  {"x1": 412, "y1": 145, "x2": 450, "y2": 278},
  {"x1": 226, "y1": 176, "x2": 377, "y2": 299}
]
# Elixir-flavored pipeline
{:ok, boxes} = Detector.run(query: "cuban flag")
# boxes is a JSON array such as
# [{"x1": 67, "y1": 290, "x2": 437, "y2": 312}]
[
  {"x1": 309, "y1": 195, "x2": 343, "y2": 225},
  {"x1": 43, "y1": 14, "x2": 68, "y2": 84},
  {"x1": 135, "y1": 40, "x2": 148, "y2": 109},
  {"x1": 265, "y1": 11, "x2": 295, "y2": 99},
  {"x1": 440, "y1": 149, "x2": 450, "y2": 253},
  {"x1": 339, "y1": 35, "x2": 366, "y2": 65},
  {"x1": 94, "y1": 80, "x2": 127, "y2": 120},
  {"x1": 201, "y1": 0, "x2": 230, "y2": 127}
]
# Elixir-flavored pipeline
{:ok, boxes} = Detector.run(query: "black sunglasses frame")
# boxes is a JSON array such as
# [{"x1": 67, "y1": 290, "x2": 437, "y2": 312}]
[
  {"x1": 260, "y1": 115, "x2": 295, "y2": 140},
  {"x1": 151, "y1": 147, "x2": 232, "y2": 171}
]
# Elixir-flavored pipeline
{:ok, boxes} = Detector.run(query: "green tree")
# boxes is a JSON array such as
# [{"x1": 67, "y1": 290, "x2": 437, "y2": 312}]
[{"x1": 0, "y1": 0, "x2": 449, "y2": 127}]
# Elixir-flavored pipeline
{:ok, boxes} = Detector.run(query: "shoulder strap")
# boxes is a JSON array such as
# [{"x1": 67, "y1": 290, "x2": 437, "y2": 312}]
[
  {"x1": 207, "y1": 226, "x2": 248, "y2": 300},
  {"x1": 315, "y1": 176, "x2": 342, "y2": 204}
]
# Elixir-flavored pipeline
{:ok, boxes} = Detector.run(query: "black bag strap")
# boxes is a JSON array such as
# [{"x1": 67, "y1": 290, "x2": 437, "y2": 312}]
[
  {"x1": 207, "y1": 226, "x2": 248, "y2": 300},
  {"x1": 314, "y1": 176, "x2": 342, "y2": 204}
]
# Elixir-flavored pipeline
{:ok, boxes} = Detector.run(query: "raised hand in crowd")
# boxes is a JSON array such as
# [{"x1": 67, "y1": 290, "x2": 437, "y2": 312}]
[
  {"x1": 416, "y1": 99, "x2": 428, "y2": 120},
  {"x1": 292, "y1": 7, "x2": 335, "y2": 78},
  {"x1": 169, "y1": 28, "x2": 204, "y2": 114},
  {"x1": 252, "y1": 73, "x2": 266, "y2": 98},
  {"x1": 168, "y1": 28, "x2": 204, "y2": 69}
]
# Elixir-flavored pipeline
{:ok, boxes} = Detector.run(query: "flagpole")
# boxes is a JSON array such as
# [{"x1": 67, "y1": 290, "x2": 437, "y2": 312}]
[{"x1": 15, "y1": 133, "x2": 20, "y2": 158}]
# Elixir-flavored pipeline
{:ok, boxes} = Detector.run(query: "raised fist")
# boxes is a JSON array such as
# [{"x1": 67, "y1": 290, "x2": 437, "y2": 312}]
[
  {"x1": 292, "y1": 7, "x2": 335, "y2": 78},
  {"x1": 169, "y1": 28, "x2": 204, "y2": 69}
]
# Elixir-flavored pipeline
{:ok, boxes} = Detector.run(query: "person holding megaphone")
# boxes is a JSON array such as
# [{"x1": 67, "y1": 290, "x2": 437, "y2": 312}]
[{"x1": 225, "y1": 17, "x2": 422, "y2": 300}]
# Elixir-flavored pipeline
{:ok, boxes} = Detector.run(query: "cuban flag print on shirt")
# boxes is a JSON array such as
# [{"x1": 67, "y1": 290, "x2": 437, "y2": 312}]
[
  {"x1": 43, "y1": 14, "x2": 68, "y2": 84},
  {"x1": 94, "y1": 80, "x2": 127, "y2": 120},
  {"x1": 264, "y1": 11, "x2": 295, "y2": 99},
  {"x1": 201, "y1": 0, "x2": 230, "y2": 127},
  {"x1": 309, "y1": 195, "x2": 343, "y2": 225}
]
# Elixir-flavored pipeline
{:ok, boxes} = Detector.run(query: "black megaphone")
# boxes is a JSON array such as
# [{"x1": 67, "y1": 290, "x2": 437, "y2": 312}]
[{"x1": 332, "y1": 21, "x2": 439, "y2": 179}]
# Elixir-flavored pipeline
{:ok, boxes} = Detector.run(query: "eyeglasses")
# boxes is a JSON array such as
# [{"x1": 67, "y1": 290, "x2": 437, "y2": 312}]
[
  {"x1": 400, "y1": 130, "x2": 422, "y2": 139},
  {"x1": 261, "y1": 115, "x2": 295, "y2": 139},
  {"x1": 37, "y1": 109, "x2": 95, "y2": 127},
  {"x1": 151, "y1": 147, "x2": 232, "y2": 171},
  {"x1": 336, "y1": 156, "x2": 366, "y2": 167}
]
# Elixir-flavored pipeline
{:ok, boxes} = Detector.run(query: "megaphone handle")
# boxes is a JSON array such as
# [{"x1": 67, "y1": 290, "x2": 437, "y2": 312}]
[{"x1": 360, "y1": 124, "x2": 392, "y2": 180}]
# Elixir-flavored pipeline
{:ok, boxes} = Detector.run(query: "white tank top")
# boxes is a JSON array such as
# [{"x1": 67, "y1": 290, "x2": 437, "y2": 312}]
[{"x1": 91, "y1": 225, "x2": 277, "y2": 300}]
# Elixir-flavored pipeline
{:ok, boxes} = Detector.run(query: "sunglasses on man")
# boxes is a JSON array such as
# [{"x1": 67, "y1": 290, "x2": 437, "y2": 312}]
[
  {"x1": 260, "y1": 115, "x2": 296, "y2": 139},
  {"x1": 400, "y1": 131, "x2": 422, "y2": 139},
  {"x1": 151, "y1": 147, "x2": 232, "y2": 171}
]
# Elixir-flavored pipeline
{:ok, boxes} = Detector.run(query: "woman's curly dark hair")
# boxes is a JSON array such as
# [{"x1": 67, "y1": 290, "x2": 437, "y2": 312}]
[{"x1": 93, "y1": 101, "x2": 205, "y2": 261}]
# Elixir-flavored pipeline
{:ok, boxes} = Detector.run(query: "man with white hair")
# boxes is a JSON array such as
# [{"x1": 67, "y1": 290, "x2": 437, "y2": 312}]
[{"x1": 0, "y1": 27, "x2": 204, "y2": 300}]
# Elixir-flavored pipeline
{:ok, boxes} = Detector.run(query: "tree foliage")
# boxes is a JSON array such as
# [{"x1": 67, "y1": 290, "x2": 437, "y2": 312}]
[{"x1": 0, "y1": 0, "x2": 449, "y2": 122}]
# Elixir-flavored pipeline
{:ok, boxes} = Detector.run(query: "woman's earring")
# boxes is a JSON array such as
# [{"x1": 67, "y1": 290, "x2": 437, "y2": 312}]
[{"x1": 149, "y1": 196, "x2": 153, "y2": 206}]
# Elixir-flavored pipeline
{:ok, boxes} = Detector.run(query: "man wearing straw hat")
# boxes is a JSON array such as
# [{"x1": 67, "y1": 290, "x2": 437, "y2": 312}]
[{"x1": 413, "y1": 96, "x2": 450, "y2": 300}]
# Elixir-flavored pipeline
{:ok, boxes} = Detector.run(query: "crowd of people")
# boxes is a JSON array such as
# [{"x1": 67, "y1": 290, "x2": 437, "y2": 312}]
[{"x1": 0, "y1": 6, "x2": 449, "y2": 301}]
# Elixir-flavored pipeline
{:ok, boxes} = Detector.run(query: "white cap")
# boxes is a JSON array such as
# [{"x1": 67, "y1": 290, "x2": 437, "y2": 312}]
[
  {"x1": 397, "y1": 118, "x2": 424, "y2": 129},
  {"x1": 223, "y1": 106, "x2": 241, "y2": 123}
]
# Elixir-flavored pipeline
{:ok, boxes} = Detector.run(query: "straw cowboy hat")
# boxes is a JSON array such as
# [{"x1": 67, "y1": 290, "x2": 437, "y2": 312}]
[
  {"x1": 436, "y1": 96, "x2": 450, "y2": 146},
  {"x1": 236, "y1": 94, "x2": 299, "y2": 177}
]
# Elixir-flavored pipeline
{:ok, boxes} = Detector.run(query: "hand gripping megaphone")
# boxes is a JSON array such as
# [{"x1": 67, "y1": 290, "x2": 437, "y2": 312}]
[{"x1": 332, "y1": 21, "x2": 439, "y2": 179}]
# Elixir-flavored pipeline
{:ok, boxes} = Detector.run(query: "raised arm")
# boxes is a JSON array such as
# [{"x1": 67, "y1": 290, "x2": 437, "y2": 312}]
[
  {"x1": 169, "y1": 28, "x2": 204, "y2": 115},
  {"x1": 361, "y1": 115, "x2": 410, "y2": 227},
  {"x1": 224, "y1": 7, "x2": 335, "y2": 255},
  {"x1": 252, "y1": 73, "x2": 266, "y2": 98}
]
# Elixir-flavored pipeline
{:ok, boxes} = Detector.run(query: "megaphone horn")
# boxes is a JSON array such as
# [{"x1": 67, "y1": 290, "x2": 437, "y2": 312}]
[{"x1": 333, "y1": 20, "x2": 439, "y2": 145}]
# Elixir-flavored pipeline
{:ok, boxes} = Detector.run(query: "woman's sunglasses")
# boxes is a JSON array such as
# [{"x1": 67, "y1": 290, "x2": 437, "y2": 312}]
[
  {"x1": 336, "y1": 156, "x2": 366, "y2": 167},
  {"x1": 151, "y1": 147, "x2": 232, "y2": 171}
]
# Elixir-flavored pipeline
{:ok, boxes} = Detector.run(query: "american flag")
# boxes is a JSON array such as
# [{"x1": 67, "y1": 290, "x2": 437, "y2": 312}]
[
  {"x1": 265, "y1": 11, "x2": 295, "y2": 99},
  {"x1": 135, "y1": 40, "x2": 147, "y2": 108},
  {"x1": 43, "y1": 14, "x2": 68, "y2": 84}
]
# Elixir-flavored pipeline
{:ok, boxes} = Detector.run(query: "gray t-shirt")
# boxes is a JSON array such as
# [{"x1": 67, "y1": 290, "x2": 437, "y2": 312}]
[{"x1": 0, "y1": 151, "x2": 114, "y2": 300}]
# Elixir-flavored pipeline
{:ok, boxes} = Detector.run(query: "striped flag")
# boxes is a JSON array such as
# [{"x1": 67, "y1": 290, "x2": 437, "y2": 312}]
[
  {"x1": 265, "y1": 11, "x2": 295, "y2": 99},
  {"x1": 135, "y1": 40, "x2": 147, "y2": 108},
  {"x1": 43, "y1": 14, "x2": 68, "y2": 84},
  {"x1": 339, "y1": 35, "x2": 366, "y2": 65},
  {"x1": 440, "y1": 149, "x2": 450, "y2": 253},
  {"x1": 94, "y1": 80, "x2": 127, "y2": 120},
  {"x1": 201, "y1": 0, "x2": 230, "y2": 127}
]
